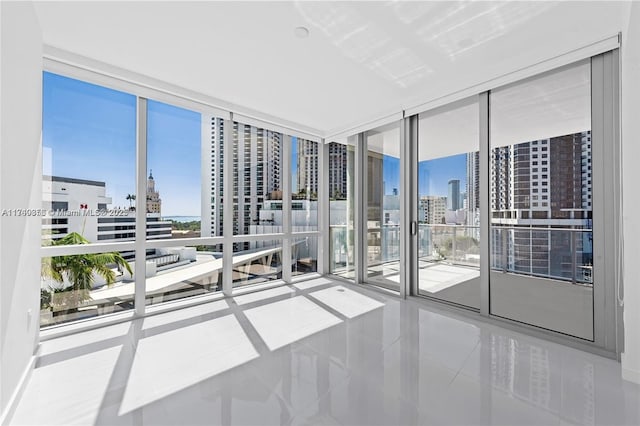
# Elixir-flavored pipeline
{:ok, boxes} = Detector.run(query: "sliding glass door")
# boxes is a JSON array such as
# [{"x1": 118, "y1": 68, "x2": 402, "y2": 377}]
[
  {"x1": 416, "y1": 97, "x2": 481, "y2": 309},
  {"x1": 365, "y1": 122, "x2": 401, "y2": 290},
  {"x1": 328, "y1": 50, "x2": 619, "y2": 355},
  {"x1": 489, "y1": 60, "x2": 595, "y2": 340}
]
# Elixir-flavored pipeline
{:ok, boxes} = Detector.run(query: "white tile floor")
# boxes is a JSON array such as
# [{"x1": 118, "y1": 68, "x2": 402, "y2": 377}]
[{"x1": 9, "y1": 277, "x2": 640, "y2": 426}]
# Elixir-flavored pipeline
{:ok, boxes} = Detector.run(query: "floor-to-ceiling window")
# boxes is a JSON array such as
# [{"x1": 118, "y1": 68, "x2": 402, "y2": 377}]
[
  {"x1": 290, "y1": 136, "x2": 319, "y2": 277},
  {"x1": 365, "y1": 122, "x2": 401, "y2": 289},
  {"x1": 40, "y1": 70, "x2": 321, "y2": 329},
  {"x1": 144, "y1": 100, "x2": 227, "y2": 306},
  {"x1": 41, "y1": 72, "x2": 137, "y2": 326},
  {"x1": 417, "y1": 96, "x2": 480, "y2": 309},
  {"x1": 489, "y1": 60, "x2": 594, "y2": 340},
  {"x1": 323, "y1": 51, "x2": 619, "y2": 354},
  {"x1": 42, "y1": 49, "x2": 618, "y2": 356},
  {"x1": 328, "y1": 138, "x2": 356, "y2": 279},
  {"x1": 230, "y1": 120, "x2": 284, "y2": 288}
]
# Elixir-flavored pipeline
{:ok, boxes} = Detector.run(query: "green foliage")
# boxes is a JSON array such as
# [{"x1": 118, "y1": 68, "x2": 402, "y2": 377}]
[
  {"x1": 41, "y1": 232, "x2": 133, "y2": 308},
  {"x1": 442, "y1": 236, "x2": 479, "y2": 252},
  {"x1": 293, "y1": 187, "x2": 318, "y2": 201},
  {"x1": 40, "y1": 289, "x2": 52, "y2": 310},
  {"x1": 126, "y1": 193, "x2": 136, "y2": 209},
  {"x1": 436, "y1": 236, "x2": 480, "y2": 259},
  {"x1": 171, "y1": 220, "x2": 201, "y2": 231},
  {"x1": 331, "y1": 190, "x2": 346, "y2": 200}
]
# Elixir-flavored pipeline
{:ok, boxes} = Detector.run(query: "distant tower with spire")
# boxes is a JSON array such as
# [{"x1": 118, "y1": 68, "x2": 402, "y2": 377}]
[{"x1": 146, "y1": 169, "x2": 161, "y2": 214}]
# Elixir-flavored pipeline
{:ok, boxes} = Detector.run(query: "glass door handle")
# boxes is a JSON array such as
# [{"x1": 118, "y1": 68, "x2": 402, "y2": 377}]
[{"x1": 410, "y1": 221, "x2": 417, "y2": 236}]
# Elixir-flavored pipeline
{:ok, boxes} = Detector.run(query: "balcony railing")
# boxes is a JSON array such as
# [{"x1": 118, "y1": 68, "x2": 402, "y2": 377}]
[
  {"x1": 329, "y1": 224, "x2": 354, "y2": 275},
  {"x1": 418, "y1": 224, "x2": 480, "y2": 268},
  {"x1": 330, "y1": 223, "x2": 592, "y2": 285},
  {"x1": 366, "y1": 224, "x2": 401, "y2": 267},
  {"x1": 491, "y1": 226, "x2": 593, "y2": 285}
]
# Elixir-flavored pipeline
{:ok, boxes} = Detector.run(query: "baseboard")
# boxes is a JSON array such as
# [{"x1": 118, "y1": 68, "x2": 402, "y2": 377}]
[
  {"x1": 622, "y1": 366, "x2": 640, "y2": 384},
  {"x1": 0, "y1": 355, "x2": 36, "y2": 425},
  {"x1": 621, "y1": 351, "x2": 640, "y2": 384}
]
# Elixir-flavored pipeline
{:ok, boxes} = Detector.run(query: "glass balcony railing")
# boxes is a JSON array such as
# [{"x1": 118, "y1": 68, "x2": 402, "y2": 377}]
[
  {"x1": 329, "y1": 225, "x2": 355, "y2": 278},
  {"x1": 418, "y1": 224, "x2": 481, "y2": 268},
  {"x1": 332, "y1": 223, "x2": 592, "y2": 287},
  {"x1": 490, "y1": 226, "x2": 593, "y2": 285},
  {"x1": 366, "y1": 224, "x2": 401, "y2": 269}
]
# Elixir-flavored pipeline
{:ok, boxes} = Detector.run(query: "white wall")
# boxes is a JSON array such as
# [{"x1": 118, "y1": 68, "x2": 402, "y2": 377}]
[
  {"x1": 621, "y1": 1, "x2": 640, "y2": 384},
  {"x1": 0, "y1": 2, "x2": 43, "y2": 419}
]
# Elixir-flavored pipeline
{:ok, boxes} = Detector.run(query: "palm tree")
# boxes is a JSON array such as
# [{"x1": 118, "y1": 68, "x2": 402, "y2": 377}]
[
  {"x1": 125, "y1": 193, "x2": 136, "y2": 210},
  {"x1": 41, "y1": 232, "x2": 132, "y2": 311}
]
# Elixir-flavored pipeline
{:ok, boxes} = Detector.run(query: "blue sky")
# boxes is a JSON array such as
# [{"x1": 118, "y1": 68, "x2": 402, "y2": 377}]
[
  {"x1": 43, "y1": 72, "x2": 137, "y2": 210},
  {"x1": 43, "y1": 72, "x2": 467, "y2": 216},
  {"x1": 147, "y1": 100, "x2": 201, "y2": 216},
  {"x1": 418, "y1": 154, "x2": 468, "y2": 197},
  {"x1": 382, "y1": 155, "x2": 400, "y2": 195},
  {"x1": 43, "y1": 72, "x2": 202, "y2": 216},
  {"x1": 382, "y1": 154, "x2": 467, "y2": 197}
]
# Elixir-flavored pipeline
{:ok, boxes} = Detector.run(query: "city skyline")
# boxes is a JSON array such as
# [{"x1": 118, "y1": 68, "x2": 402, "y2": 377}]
[
  {"x1": 44, "y1": 72, "x2": 469, "y2": 217},
  {"x1": 42, "y1": 71, "x2": 592, "y2": 283},
  {"x1": 419, "y1": 153, "x2": 468, "y2": 197}
]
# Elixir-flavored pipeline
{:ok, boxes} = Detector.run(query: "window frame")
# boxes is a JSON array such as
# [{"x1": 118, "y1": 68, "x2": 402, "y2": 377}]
[{"x1": 39, "y1": 64, "x2": 323, "y2": 332}]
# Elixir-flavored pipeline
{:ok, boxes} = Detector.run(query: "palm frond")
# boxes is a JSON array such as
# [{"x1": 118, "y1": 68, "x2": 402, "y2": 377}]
[
  {"x1": 40, "y1": 232, "x2": 133, "y2": 302},
  {"x1": 92, "y1": 264, "x2": 117, "y2": 285}
]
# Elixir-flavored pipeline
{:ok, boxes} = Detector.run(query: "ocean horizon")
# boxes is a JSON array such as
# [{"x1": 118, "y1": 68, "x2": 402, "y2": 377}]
[{"x1": 164, "y1": 216, "x2": 201, "y2": 223}]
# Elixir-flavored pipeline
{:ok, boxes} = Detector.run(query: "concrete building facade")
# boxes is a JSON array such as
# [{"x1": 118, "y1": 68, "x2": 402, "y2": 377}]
[
  {"x1": 419, "y1": 195, "x2": 447, "y2": 224},
  {"x1": 42, "y1": 176, "x2": 171, "y2": 244}
]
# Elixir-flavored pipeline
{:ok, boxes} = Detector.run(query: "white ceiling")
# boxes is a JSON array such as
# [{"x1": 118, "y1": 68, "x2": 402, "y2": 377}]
[{"x1": 33, "y1": 1, "x2": 630, "y2": 136}]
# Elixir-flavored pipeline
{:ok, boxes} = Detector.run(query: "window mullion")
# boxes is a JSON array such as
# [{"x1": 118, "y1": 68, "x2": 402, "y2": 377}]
[{"x1": 134, "y1": 97, "x2": 148, "y2": 316}]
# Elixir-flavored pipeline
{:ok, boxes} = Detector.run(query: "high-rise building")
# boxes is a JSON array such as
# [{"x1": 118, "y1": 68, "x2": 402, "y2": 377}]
[
  {"x1": 448, "y1": 179, "x2": 460, "y2": 210},
  {"x1": 328, "y1": 142, "x2": 348, "y2": 200},
  {"x1": 466, "y1": 151, "x2": 481, "y2": 235},
  {"x1": 367, "y1": 151, "x2": 384, "y2": 222},
  {"x1": 201, "y1": 117, "x2": 282, "y2": 242},
  {"x1": 491, "y1": 134, "x2": 591, "y2": 218},
  {"x1": 466, "y1": 151, "x2": 480, "y2": 212},
  {"x1": 296, "y1": 138, "x2": 319, "y2": 198},
  {"x1": 202, "y1": 116, "x2": 225, "y2": 237},
  {"x1": 233, "y1": 122, "x2": 282, "y2": 239},
  {"x1": 491, "y1": 131, "x2": 592, "y2": 280},
  {"x1": 419, "y1": 195, "x2": 447, "y2": 224},
  {"x1": 581, "y1": 132, "x2": 593, "y2": 209},
  {"x1": 203, "y1": 117, "x2": 325, "y2": 245}
]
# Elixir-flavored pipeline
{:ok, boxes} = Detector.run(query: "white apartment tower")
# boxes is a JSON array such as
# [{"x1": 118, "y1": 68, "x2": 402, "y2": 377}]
[
  {"x1": 201, "y1": 116, "x2": 282, "y2": 240},
  {"x1": 466, "y1": 151, "x2": 481, "y2": 238},
  {"x1": 202, "y1": 116, "x2": 225, "y2": 237}
]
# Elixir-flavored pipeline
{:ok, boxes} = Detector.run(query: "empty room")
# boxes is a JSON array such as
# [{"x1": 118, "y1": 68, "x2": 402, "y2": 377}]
[{"x1": 1, "y1": 1, "x2": 639, "y2": 425}]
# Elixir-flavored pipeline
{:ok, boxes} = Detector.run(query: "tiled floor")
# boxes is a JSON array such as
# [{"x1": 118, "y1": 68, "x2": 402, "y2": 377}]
[{"x1": 10, "y1": 277, "x2": 640, "y2": 425}]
